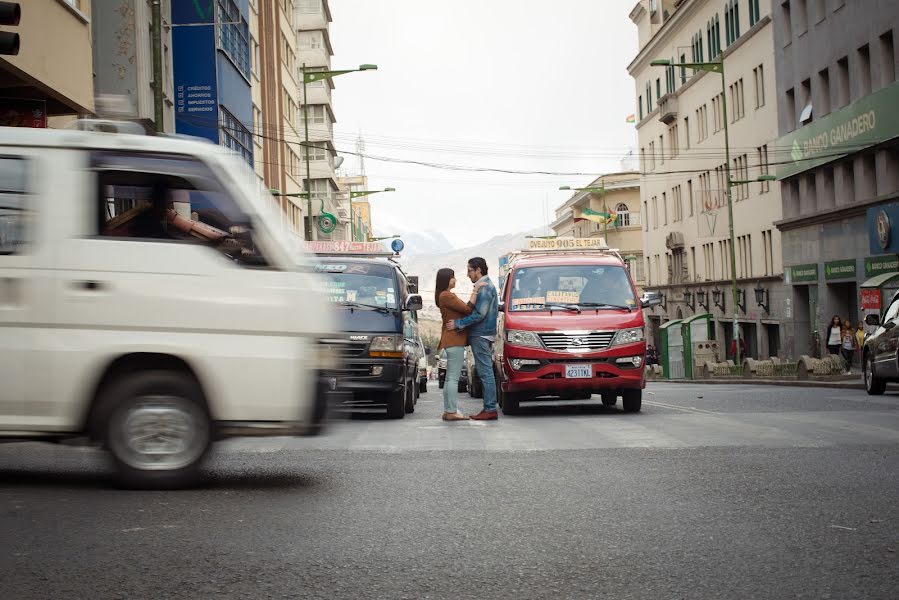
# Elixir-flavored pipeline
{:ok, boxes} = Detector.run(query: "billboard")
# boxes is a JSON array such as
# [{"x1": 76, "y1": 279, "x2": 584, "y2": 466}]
[{"x1": 172, "y1": 22, "x2": 218, "y2": 143}]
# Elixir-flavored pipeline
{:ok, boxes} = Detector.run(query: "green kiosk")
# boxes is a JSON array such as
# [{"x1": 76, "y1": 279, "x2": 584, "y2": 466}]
[
  {"x1": 660, "y1": 319, "x2": 684, "y2": 379},
  {"x1": 681, "y1": 313, "x2": 715, "y2": 379}
]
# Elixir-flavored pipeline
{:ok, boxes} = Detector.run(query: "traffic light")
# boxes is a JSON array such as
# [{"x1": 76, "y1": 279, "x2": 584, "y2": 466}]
[{"x1": 0, "y1": 2, "x2": 20, "y2": 56}]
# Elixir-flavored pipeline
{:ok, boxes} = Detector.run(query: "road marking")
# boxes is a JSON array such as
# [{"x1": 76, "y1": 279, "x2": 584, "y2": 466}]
[{"x1": 643, "y1": 399, "x2": 719, "y2": 414}]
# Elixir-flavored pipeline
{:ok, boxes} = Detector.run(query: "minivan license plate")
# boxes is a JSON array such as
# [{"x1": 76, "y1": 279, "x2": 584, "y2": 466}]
[{"x1": 565, "y1": 365, "x2": 592, "y2": 379}]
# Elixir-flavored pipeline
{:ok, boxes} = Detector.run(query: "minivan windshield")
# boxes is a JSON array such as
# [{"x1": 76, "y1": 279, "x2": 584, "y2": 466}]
[
  {"x1": 316, "y1": 262, "x2": 400, "y2": 309},
  {"x1": 508, "y1": 264, "x2": 636, "y2": 312}
]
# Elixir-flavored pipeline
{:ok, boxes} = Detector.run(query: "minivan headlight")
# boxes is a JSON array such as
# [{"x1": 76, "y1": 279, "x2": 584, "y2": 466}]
[
  {"x1": 611, "y1": 328, "x2": 645, "y2": 346},
  {"x1": 370, "y1": 335, "x2": 403, "y2": 357},
  {"x1": 506, "y1": 329, "x2": 542, "y2": 348}
]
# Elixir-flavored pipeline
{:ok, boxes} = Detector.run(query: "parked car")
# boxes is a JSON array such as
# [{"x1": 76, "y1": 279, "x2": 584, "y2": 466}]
[
  {"x1": 417, "y1": 339, "x2": 430, "y2": 394},
  {"x1": 862, "y1": 289, "x2": 899, "y2": 395},
  {"x1": 438, "y1": 349, "x2": 448, "y2": 388},
  {"x1": 437, "y1": 348, "x2": 469, "y2": 393},
  {"x1": 458, "y1": 362, "x2": 469, "y2": 394},
  {"x1": 0, "y1": 121, "x2": 341, "y2": 488},
  {"x1": 466, "y1": 347, "x2": 481, "y2": 398}
]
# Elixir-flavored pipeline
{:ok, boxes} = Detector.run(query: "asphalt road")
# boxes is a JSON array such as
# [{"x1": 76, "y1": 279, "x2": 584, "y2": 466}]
[{"x1": 2, "y1": 383, "x2": 899, "y2": 599}]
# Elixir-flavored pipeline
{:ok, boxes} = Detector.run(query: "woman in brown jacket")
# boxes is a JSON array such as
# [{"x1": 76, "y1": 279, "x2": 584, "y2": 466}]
[{"x1": 435, "y1": 268, "x2": 479, "y2": 421}]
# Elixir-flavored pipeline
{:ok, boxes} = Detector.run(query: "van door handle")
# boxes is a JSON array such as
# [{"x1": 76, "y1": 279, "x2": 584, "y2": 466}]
[{"x1": 74, "y1": 280, "x2": 107, "y2": 291}]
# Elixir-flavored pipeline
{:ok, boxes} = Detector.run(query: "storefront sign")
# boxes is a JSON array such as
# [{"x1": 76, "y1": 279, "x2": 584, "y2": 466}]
[
  {"x1": 864, "y1": 254, "x2": 899, "y2": 278},
  {"x1": 0, "y1": 98, "x2": 47, "y2": 128},
  {"x1": 776, "y1": 81, "x2": 899, "y2": 179},
  {"x1": 789, "y1": 263, "x2": 819, "y2": 284},
  {"x1": 824, "y1": 259, "x2": 856, "y2": 280},
  {"x1": 526, "y1": 238, "x2": 607, "y2": 251},
  {"x1": 860, "y1": 289, "x2": 881, "y2": 310}
]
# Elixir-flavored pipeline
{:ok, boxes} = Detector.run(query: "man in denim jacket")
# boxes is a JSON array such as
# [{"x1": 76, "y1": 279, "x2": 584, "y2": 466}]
[{"x1": 447, "y1": 257, "x2": 499, "y2": 420}]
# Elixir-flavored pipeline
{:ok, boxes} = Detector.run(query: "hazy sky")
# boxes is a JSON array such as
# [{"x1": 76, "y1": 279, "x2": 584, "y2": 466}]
[{"x1": 329, "y1": 0, "x2": 640, "y2": 248}]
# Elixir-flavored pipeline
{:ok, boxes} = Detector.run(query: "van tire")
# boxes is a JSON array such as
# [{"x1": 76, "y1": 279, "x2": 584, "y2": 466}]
[
  {"x1": 387, "y1": 386, "x2": 406, "y2": 419},
  {"x1": 100, "y1": 370, "x2": 211, "y2": 489},
  {"x1": 404, "y1": 379, "x2": 415, "y2": 414},
  {"x1": 622, "y1": 389, "x2": 642, "y2": 413},
  {"x1": 865, "y1": 354, "x2": 887, "y2": 396}
]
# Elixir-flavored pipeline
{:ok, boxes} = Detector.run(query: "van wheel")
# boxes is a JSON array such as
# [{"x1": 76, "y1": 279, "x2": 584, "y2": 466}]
[
  {"x1": 865, "y1": 354, "x2": 887, "y2": 395},
  {"x1": 101, "y1": 371, "x2": 211, "y2": 489},
  {"x1": 622, "y1": 389, "x2": 642, "y2": 413},
  {"x1": 387, "y1": 386, "x2": 406, "y2": 419},
  {"x1": 404, "y1": 379, "x2": 415, "y2": 414}
]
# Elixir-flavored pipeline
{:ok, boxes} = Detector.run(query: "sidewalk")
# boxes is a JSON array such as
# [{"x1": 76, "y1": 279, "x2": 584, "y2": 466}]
[{"x1": 651, "y1": 378, "x2": 867, "y2": 390}]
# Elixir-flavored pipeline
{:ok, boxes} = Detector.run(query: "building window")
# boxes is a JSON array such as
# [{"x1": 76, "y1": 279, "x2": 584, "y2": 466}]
[
  {"x1": 662, "y1": 191, "x2": 668, "y2": 225},
  {"x1": 656, "y1": 78, "x2": 662, "y2": 106},
  {"x1": 253, "y1": 106, "x2": 263, "y2": 147},
  {"x1": 302, "y1": 104, "x2": 327, "y2": 125},
  {"x1": 652, "y1": 195, "x2": 659, "y2": 229},
  {"x1": 795, "y1": 0, "x2": 807, "y2": 36},
  {"x1": 251, "y1": 36, "x2": 259, "y2": 77},
  {"x1": 785, "y1": 87, "x2": 796, "y2": 130},
  {"x1": 683, "y1": 116, "x2": 691, "y2": 149},
  {"x1": 680, "y1": 54, "x2": 687, "y2": 84},
  {"x1": 758, "y1": 144, "x2": 770, "y2": 192},
  {"x1": 299, "y1": 30, "x2": 324, "y2": 51},
  {"x1": 646, "y1": 82, "x2": 652, "y2": 114},
  {"x1": 297, "y1": 0, "x2": 322, "y2": 13},
  {"x1": 659, "y1": 135, "x2": 664, "y2": 164},
  {"x1": 218, "y1": 0, "x2": 250, "y2": 79},
  {"x1": 753, "y1": 64, "x2": 765, "y2": 108},
  {"x1": 616, "y1": 203, "x2": 631, "y2": 227},
  {"x1": 304, "y1": 142, "x2": 327, "y2": 162},
  {"x1": 857, "y1": 44, "x2": 873, "y2": 98},
  {"x1": 729, "y1": 78, "x2": 745, "y2": 121},
  {"x1": 781, "y1": 1, "x2": 792, "y2": 46},
  {"x1": 638, "y1": 95, "x2": 643, "y2": 121},
  {"x1": 881, "y1": 30, "x2": 896, "y2": 88},
  {"x1": 220, "y1": 108, "x2": 253, "y2": 165},
  {"x1": 673, "y1": 185, "x2": 683, "y2": 222},
  {"x1": 749, "y1": 0, "x2": 761, "y2": 26},
  {"x1": 687, "y1": 180, "x2": 694, "y2": 216},
  {"x1": 644, "y1": 200, "x2": 649, "y2": 231},
  {"x1": 669, "y1": 124, "x2": 679, "y2": 157},
  {"x1": 836, "y1": 56, "x2": 850, "y2": 108},
  {"x1": 817, "y1": 67, "x2": 831, "y2": 116},
  {"x1": 281, "y1": 33, "x2": 296, "y2": 73},
  {"x1": 649, "y1": 141, "x2": 656, "y2": 170}
]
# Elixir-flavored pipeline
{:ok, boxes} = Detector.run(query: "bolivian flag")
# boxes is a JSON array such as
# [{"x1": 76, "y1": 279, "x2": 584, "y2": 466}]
[
  {"x1": 626, "y1": 114, "x2": 636, "y2": 123},
  {"x1": 576, "y1": 207, "x2": 618, "y2": 227}
]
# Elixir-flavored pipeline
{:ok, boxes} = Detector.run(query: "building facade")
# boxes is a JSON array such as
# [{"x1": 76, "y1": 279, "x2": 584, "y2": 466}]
[
  {"x1": 337, "y1": 175, "x2": 374, "y2": 242},
  {"x1": 296, "y1": 0, "x2": 343, "y2": 240},
  {"x1": 91, "y1": 0, "x2": 175, "y2": 133},
  {"x1": 772, "y1": 0, "x2": 899, "y2": 358},
  {"x1": 0, "y1": 0, "x2": 94, "y2": 125},
  {"x1": 171, "y1": 0, "x2": 253, "y2": 164},
  {"x1": 551, "y1": 172, "x2": 646, "y2": 292},
  {"x1": 629, "y1": 0, "x2": 787, "y2": 360}
]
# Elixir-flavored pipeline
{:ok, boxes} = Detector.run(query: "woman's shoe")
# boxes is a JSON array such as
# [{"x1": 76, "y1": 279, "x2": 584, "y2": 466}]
[{"x1": 442, "y1": 412, "x2": 468, "y2": 421}]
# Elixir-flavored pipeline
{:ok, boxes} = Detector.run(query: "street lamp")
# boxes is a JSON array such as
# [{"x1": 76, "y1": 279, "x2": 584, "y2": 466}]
[
  {"x1": 301, "y1": 63, "x2": 377, "y2": 241},
  {"x1": 649, "y1": 58, "x2": 775, "y2": 365},
  {"x1": 697, "y1": 289, "x2": 709, "y2": 311},
  {"x1": 369, "y1": 234, "x2": 400, "y2": 242},
  {"x1": 754, "y1": 283, "x2": 770, "y2": 313},
  {"x1": 684, "y1": 290, "x2": 695, "y2": 311},
  {"x1": 559, "y1": 184, "x2": 615, "y2": 241},
  {"x1": 347, "y1": 187, "x2": 395, "y2": 242}
]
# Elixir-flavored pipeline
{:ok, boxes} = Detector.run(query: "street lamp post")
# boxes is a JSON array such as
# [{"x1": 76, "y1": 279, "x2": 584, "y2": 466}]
[
  {"x1": 301, "y1": 63, "x2": 377, "y2": 241},
  {"x1": 369, "y1": 234, "x2": 400, "y2": 243},
  {"x1": 559, "y1": 185, "x2": 612, "y2": 241},
  {"x1": 348, "y1": 187, "x2": 395, "y2": 241}
]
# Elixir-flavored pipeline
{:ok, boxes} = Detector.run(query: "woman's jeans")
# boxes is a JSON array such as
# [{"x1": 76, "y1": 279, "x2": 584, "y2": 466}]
[{"x1": 443, "y1": 345, "x2": 465, "y2": 414}]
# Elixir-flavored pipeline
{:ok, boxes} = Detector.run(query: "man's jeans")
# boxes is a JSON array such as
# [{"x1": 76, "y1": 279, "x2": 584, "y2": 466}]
[
  {"x1": 470, "y1": 336, "x2": 497, "y2": 412},
  {"x1": 442, "y1": 345, "x2": 465, "y2": 414}
]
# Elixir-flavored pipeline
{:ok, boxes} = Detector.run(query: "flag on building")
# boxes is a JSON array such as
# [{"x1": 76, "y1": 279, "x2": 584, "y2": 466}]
[
  {"x1": 575, "y1": 207, "x2": 618, "y2": 226},
  {"x1": 625, "y1": 114, "x2": 636, "y2": 123}
]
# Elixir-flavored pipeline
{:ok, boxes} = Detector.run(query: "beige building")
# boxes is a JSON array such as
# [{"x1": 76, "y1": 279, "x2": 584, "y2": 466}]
[
  {"x1": 0, "y1": 0, "x2": 94, "y2": 122},
  {"x1": 250, "y1": 0, "x2": 306, "y2": 238},
  {"x1": 337, "y1": 175, "x2": 374, "y2": 242},
  {"x1": 551, "y1": 172, "x2": 646, "y2": 292},
  {"x1": 628, "y1": 0, "x2": 786, "y2": 360}
]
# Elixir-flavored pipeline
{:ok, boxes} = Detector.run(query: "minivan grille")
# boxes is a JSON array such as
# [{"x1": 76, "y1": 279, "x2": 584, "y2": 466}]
[
  {"x1": 538, "y1": 332, "x2": 615, "y2": 352},
  {"x1": 320, "y1": 337, "x2": 368, "y2": 358}
]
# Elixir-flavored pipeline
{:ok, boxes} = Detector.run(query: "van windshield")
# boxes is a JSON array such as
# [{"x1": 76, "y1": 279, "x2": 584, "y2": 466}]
[
  {"x1": 508, "y1": 264, "x2": 636, "y2": 311},
  {"x1": 316, "y1": 263, "x2": 399, "y2": 309}
]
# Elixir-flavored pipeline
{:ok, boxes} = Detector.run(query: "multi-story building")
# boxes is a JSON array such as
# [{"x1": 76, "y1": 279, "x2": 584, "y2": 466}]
[
  {"x1": 629, "y1": 0, "x2": 786, "y2": 360},
  {"x1": 551, "y1": 172, "x2": 646, "y2": 292},
  {"x1": 0, "y1": 0, "x2": 94, "y2": 125},
  {"x1": 171, "y1": 0, "x2": 253, "y2": 163},
  {"x1": 337, "y1": 175, "x2": 375, "y2": 242},
  {"x1": 91, "y1": 0, "x2": 175, "y2": 132},
  {"x1": 772, "y1": 0, "x2": 899, "y2": 359},
  {"x1": 296, "y1": 0, "x2": 343, "y2": 240},
  {"x1": 251, "y1": 0, "x2": 306, "y2": 237}
]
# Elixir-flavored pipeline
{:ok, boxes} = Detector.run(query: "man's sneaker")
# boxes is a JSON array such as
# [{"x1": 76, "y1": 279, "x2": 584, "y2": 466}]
[{"x1": 470, "y1": 410, "x2": 498, "y2": 421}]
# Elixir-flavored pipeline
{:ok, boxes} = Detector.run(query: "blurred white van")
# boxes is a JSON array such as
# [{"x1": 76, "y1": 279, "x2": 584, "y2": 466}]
[{"x1": 0, "y1": 122, "x2": 339, "y2": 488}]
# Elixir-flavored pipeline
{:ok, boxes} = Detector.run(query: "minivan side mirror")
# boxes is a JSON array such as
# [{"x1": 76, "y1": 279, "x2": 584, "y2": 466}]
[
  {"x1": 405, "y1": 294, "x2": 423, "y2": 312},
  {"x1": 865, "y1": 313, "x2": 881, "y2": 327},
  {"x1": 640, "y1": 292, "x2": 662, "y2": 308},
  {"x1": 425, "y1": 347, "x2": 431, "y2": 355}
]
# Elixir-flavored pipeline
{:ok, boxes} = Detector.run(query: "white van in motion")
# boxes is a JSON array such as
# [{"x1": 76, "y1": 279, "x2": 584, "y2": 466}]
[{"x1": 0, "y1": 123, "x2": 339, "y2": 488}]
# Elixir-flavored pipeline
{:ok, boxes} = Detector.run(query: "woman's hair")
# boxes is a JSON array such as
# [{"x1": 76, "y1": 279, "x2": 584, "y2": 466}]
[
  {"x1": 831, "y1": 315, "x2": 842, "y2": 326},
  {"x1": 435, "y1": 268, "x2": 454, "y2": 308}
]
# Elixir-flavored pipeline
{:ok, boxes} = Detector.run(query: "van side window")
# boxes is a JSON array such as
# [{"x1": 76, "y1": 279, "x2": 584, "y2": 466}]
[
  {"x1": 0, "y1": 156, "x2": 30, "y2": 255},
  {"x1": 93, "y1": 152, "x2": 270, "y2": 268}
]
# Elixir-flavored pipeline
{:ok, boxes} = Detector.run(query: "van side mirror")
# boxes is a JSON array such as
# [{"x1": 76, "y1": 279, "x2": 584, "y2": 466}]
[
  {"x1": 865, "y1": 313, "x2": 881, "y2": 326},
  {"x1": 640, "y1": 292, "x2": 662, "y2": 308},
  {"x1": 425, "y1": 347, "x2": 431, "y2": 355},
  {"x1": 404, "y1": 294, "x2": 423, "y2": 312}
]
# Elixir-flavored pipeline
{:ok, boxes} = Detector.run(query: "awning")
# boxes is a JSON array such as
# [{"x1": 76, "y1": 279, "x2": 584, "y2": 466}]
[{"x1": 860, "y1": 272, "x2": 899, "y2": 288}]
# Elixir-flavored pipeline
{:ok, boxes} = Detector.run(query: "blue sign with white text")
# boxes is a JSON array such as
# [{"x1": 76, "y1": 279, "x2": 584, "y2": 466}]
[{"x1": 172, "y1": 24, "x2": 218, "y2": 143}]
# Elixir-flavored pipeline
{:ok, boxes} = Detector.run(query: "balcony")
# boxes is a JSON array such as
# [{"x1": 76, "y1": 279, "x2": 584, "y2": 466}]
[
  {"x1": 298, "y1": 47, "x2": 331, "y2": 70},
  {"x1": 658, "y1": 93, "x2": 678, "y2": 125},
  {"x1": 303, "y1": 115, "x2": 334, "y2": 142},
  {"x1": 296, "y1": 0, "x2": 332, "y2": 31}
]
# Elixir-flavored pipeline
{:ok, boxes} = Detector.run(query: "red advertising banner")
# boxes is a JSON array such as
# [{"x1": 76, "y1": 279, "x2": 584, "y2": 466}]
[
  {"x1": 304, "y1": 240, "x2": 389, "y2": 255},
  {"x1": 860, "y1": 288, "x2": 881, "y2": 310},
  {"x1": 0, "y1": 98, "x2": 48, "y2": 128}
]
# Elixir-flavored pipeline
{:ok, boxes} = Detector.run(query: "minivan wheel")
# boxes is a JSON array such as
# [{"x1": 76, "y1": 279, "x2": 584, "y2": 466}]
[
  {"x1": 865, "y1": 355, "x2": 887, "y2": 396},
  {"x1": 387, "y1": 386, "x2": 406, "y2": 419},
  {"x1": 404, "y1": 379, "x2": 416, "y2": 414},
  {"x1": 621, "y1": 389, "x2": 642, "y2": 413},
  {"x1": 102, "y1": 371, "x2": 211, "y2": 489}
]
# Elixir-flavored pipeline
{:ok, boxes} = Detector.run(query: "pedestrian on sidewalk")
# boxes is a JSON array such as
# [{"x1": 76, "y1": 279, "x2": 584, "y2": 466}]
[
  {"x1": 855, "y1": 321, "x2": 866, "y2": 368},
  {"x1": 840, "y1": 322, "x2": 856, "y2": 373},
  {"x1": 448, "y1": 257, "x2": 499, "y2": 421},
  {"x1": 825, "y1": 315, "x2": 843, "y2": 357},
  {"x1": 435, "y1": 268, "x2": 480, "y2": 421}
]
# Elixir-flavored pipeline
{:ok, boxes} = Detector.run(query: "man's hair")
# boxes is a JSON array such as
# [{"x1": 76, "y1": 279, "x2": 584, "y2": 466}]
[{"x1": 468, "y1": 257, "x2": 488, "y2": 276}]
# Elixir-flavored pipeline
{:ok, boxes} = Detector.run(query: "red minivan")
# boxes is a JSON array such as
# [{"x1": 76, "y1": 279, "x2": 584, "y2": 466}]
[{"x1": 495, "y1": 246, "x2": 661, "y2": 414}]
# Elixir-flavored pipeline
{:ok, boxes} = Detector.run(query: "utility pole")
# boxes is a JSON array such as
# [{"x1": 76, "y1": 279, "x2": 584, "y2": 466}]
[{"x1": 151, "y1": 0, "x2": 164, "y2": 132}]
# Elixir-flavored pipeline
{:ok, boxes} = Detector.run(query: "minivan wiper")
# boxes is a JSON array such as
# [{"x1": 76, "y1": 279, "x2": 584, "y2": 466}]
[
  {"x1": 576, "y1": 302, "x2": 633, "y2": 313},
  {"x1": 338, "y1": 301, "x2": 393, "y2": 314},
  {"x1": 544, "y1": 303, "x2": 581, "y2": 314}
]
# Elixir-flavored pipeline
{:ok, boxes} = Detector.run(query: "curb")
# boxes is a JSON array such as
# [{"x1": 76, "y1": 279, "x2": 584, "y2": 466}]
[{"x1": 648, "y1": 378, "x2": 867, "y2": 390}]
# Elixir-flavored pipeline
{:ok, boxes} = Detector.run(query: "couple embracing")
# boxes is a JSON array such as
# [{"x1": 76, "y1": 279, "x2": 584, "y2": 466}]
[{"x1": 434, "y1": 257, "x2": 499, "y2": 421}]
